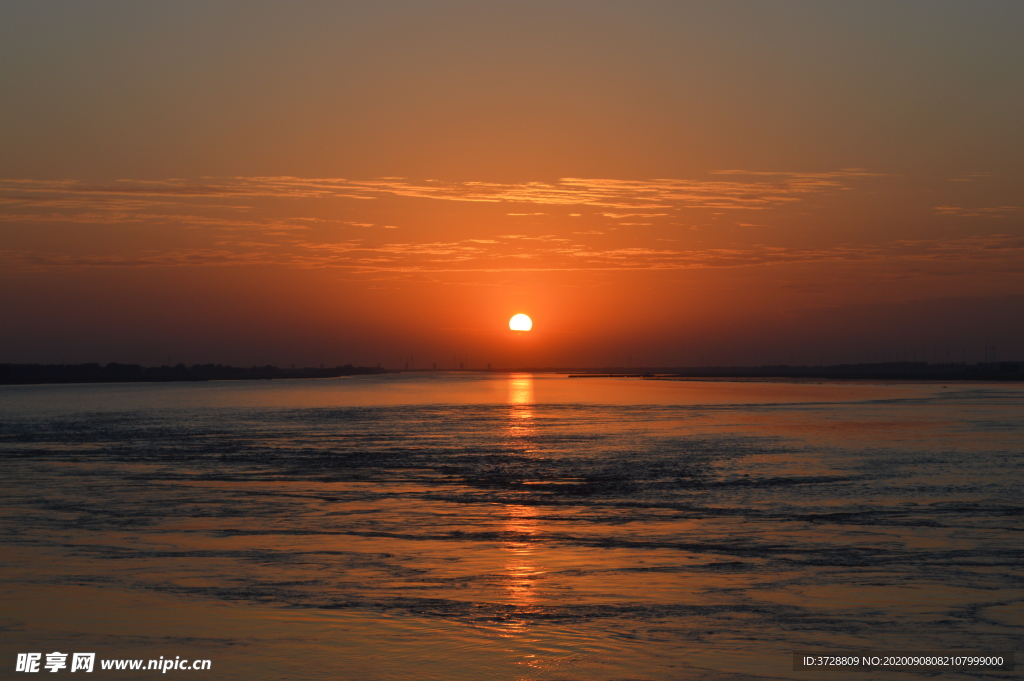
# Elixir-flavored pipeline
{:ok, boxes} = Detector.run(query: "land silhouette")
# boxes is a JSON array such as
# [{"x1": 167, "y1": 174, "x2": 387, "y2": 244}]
[
  {"x1": 0, "y1": 363, "x2": 386, "y2": 385},
  {"x1": 1, "y1": 360, "x2": 1020, "y2": 385},
  {"x1": 565, "y1": 360, "x2": 1022, "y2": 381}
]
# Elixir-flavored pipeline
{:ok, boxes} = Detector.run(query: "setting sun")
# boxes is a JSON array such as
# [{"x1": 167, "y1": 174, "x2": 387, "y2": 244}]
[
  {"x1": 2, "y1": 5, "x2": 1021, "y2": 681},
  {"x1": 509, "y1": 314, "x2": 533, "y2": 331}
]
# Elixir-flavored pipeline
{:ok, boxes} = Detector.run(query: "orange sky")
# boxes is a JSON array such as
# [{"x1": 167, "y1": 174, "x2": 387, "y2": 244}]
[{"x1": 1, "y1": 2, "x2": 1022, "y2": 368}]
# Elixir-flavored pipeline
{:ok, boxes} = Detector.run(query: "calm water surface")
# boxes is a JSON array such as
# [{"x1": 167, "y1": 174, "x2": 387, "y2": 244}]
[{"x1": 1, "y1": 374, "x2": 1021, "y2": 680}]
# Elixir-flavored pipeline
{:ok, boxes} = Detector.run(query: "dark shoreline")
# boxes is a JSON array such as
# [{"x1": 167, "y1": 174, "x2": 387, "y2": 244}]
[
  {"x1": 2, "y1": 360, "x2": 1021, "y2": 385},
  {"x1": 565, "y1": 361, "x2": 1023, "y2": 381},
  {"x1": 0, "y1": 362, "x2": 388, "y2": 386},
  {"x1": 563, "y1": 361, "x2": 1023, "y2": 381}
]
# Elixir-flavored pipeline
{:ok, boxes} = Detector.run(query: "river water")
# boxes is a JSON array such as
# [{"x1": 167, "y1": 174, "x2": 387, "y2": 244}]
[{"x1": 1, "y1": 374, "x2": 1021, "y2": 680}]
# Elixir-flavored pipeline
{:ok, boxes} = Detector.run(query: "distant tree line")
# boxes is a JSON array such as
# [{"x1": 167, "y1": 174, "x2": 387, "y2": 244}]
[{"x1": 0, "y1": 363, "x2": 388, "y2": 385}]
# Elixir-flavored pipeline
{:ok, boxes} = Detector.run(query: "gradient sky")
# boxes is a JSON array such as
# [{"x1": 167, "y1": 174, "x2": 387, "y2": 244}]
[{"x1": 2, "y1": 1, "x2": 1022, "y2": 368}]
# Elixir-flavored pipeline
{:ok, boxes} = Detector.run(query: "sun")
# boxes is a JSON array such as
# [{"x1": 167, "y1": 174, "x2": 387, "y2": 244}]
[{"x1": 509, "y1": 313, "x2": 533, "y2": 331}]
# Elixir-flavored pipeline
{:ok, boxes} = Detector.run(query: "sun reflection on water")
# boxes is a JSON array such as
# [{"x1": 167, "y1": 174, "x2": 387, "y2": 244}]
[
  {"x1": 493, "y1": 374, "x2": 544, "y2": 653},
  {"x1": 505, "y1": 374, "x2": 535, "y2": 441},
  {"x1": 502, "y1": 504, "x2": 541, "y2": 607},
  {"x1": 506, "y1": 374, "x2": 534, "y2": 406},
  {"x1": 495, "y1": 502, "x2": 545, "y2": 648}
]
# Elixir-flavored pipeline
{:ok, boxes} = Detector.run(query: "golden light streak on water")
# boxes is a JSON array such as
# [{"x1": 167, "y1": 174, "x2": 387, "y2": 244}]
[{"x1": 505, "y1": 374, "x2": 536, "y2": 441}]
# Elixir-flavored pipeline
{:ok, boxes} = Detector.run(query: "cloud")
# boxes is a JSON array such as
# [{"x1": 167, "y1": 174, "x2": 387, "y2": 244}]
[
  {"x1": 0, "y1": 211, "x2": 313, "y2": 231},
  {"x1": 891, "y1": 234, "x2": 1024, "y2": 260},
  {"x1": 934, "y1": 205, "x2": 1022, "y2": 218},
  {"x1": 0, "y1": 170, "x2": 874, "y2": 212},
  {"x1": 948, "y1": 172, "x2": 995, "y2": 183},
  {"x1": 5, "y1": 234, "x2": 1021, "y2": 276},
  {"x1": 601, "y1": 212, "x2": 669, "y2": 218},
  {"x1": 4, "y1": 171, "x2": 1016, "y2": 282}
]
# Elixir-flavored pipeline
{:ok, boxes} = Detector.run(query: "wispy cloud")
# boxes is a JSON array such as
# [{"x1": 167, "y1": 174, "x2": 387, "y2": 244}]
[
  {"x1": 948, "y1": 172, "x2": 995, "y2": 183},
  {"x1": 5, "y1": 234, "x2": 1021, "y2": 276},
  {"x1": 935, "y1": 205, "x2": 1022, "y2": 218},
  {"x1": 0, "y1": 170, "x2": 875, "y2": 211},
  {"x1": 891, "y1": 234, "x2": 1024, "y2": 260},
  {"x1": 601, "y1": 212, "x2": 669, "y2": 218},
  {"x1": 0, "y1": 211, "x2": 313, "y2": 231},
  {"x1": 6, "y1": 171, "x2": 1014, "y2": 281}
]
